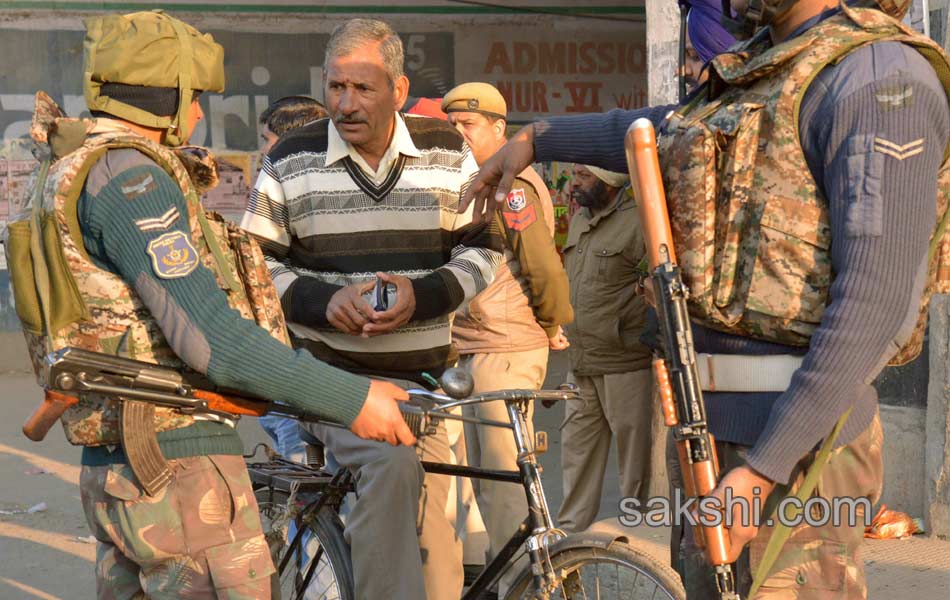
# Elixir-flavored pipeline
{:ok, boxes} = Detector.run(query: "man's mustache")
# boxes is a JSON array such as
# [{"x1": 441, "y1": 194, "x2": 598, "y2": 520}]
[{"x1": 335, "y1": 116, "x2": 368, "y2": 125}]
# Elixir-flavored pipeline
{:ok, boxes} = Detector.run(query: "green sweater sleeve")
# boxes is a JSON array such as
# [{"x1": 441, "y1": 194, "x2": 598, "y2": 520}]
[{"x1": 79, "y1": 162, "x2": 369, "y2": 426}]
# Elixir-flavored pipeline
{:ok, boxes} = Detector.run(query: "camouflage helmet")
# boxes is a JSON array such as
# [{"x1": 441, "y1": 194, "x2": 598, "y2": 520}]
[
  {"x1": 721, "y1": 0, "x2": 912, "y2": 39},
  {"x1": 83, "y1": 10, "x2": 224, "y2": 146}
]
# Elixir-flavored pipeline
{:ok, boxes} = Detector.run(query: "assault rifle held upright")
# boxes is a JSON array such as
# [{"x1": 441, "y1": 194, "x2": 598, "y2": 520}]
[{"x1": 625, "y1": 118, "x2": 739, "y2": 600}]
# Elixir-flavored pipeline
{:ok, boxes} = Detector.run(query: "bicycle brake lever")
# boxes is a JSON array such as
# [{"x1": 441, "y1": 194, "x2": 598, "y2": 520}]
[{"x1": 399, "y1": 404, "x2": 438, "y2": 438}]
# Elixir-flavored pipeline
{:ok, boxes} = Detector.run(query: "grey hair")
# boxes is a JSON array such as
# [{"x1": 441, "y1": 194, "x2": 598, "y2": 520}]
[{"x1": 324, "y1": 19, "x2": 405, "y2": 87}]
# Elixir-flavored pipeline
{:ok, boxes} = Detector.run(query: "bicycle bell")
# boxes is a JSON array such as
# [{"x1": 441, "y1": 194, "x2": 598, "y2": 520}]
[{"x1": 440, "y1": 368, "x2": 474, "y2": 399}]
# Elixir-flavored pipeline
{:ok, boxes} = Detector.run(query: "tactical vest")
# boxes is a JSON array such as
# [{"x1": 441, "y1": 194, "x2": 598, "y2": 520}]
[
  {"x1": 4, "y1": 92, "x2": 289, "y2": 446},
  {"x1": 657, "y1": 5, "x2": 950, "y2": 365}
]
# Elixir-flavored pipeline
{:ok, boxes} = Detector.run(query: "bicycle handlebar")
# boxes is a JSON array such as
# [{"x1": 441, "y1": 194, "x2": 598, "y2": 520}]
[
  {"x1": 399, "y1": 386, "x2": 581, "y2": 437},
  {"x1": 407, "y1": 386, "x2": 579, "y2": 412}
]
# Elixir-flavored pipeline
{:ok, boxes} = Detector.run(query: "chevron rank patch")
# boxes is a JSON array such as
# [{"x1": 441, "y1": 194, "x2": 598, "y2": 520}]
[
  {"x1": 135, "y1": 206, "x2": 180, "y2": 232},
  {"x1": 503, "y1": 204, "x2": 537, "y2": 231},
  {"x1": 120, "y1": 173, "x2": 157, "y2": 199},
  {"x1": 146, "y1": 231, "x2": 199, "y2": 279},
  {"x1": 873, "y1": 137, "x2": 924, "y2": 161}
]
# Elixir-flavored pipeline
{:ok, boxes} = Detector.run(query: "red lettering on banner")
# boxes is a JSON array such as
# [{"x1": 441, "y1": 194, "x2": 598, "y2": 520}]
[
  {"x1": 565, "y1": 82, "x2": 603, "y2": 112},
  {"x1": 482, "y1": 41, "x2": 647, "y2": 77},
  {"x1": 539, "y1": 42, "x2": 566, "y2": 75},
  {"x1": 597, "y1": 43, "x2": 616, "y2": 74},
  {"x1": 485, "y1": 42, "x2": 512, "y2": 74},
  {"x1": 579, "y1": 42, "x2": 596, "y2": 75},
  {"x1": 614, "y1": 92, "x2": 633, "y2": 109},
  {"x1": 514, "y1": 42, "x2": 537, "y2": 74},
  {"x1": 533, "y1": 81, "x2": 549, "y2": 112}
]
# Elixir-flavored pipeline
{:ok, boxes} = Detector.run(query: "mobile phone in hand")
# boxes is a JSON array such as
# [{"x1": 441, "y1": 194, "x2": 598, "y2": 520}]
[{"x1": 364, "y1": 278, "x2": 397, "y2": 312}]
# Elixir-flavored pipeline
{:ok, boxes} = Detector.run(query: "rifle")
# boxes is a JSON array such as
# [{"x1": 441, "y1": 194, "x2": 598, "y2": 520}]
[
  {"x1": 26, "y1": 347, "x2": 445, "y2": 442},
  {"x1": 24, "y1": 347, "x2": 441, "y2": 494},
  {"x1": 625, "y1": 118, "x2": 739, "y2": 600}
]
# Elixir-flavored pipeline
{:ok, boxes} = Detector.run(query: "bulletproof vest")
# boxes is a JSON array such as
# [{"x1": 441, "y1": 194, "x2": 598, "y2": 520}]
[
  {"x1": 657, "y1": 5, "x2": 950, "y2": 365},
  {"x1": 4, "y1": 92, "x2": 289, "y2": 446}
]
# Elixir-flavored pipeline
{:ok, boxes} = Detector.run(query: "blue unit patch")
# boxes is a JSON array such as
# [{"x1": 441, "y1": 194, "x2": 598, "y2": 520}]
[{"x1": 146, "y1": 231, "x2": 200, "y2": 279}]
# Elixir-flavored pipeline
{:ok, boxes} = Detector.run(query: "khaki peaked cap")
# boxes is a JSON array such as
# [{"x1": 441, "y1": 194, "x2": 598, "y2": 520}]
[{"x1": 442, "y1": 82, "x2": 507, "y2": 119}]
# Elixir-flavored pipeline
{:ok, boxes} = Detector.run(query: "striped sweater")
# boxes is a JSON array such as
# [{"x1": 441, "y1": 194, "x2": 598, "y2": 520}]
[{"x1": 242, "y1": 113, "x2": 503, "y2": 383}]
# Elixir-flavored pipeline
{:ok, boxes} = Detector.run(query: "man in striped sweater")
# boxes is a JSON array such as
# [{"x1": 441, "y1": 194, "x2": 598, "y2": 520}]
[{"x1": 242, "y1": 19, "x2": 503, "y2": 600}]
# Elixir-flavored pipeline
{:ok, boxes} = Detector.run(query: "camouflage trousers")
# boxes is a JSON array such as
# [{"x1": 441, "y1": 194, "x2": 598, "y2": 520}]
[
  {"x1": 670, "y1": 412, "x2": 884, "y2": 599},
  {"x1": 80, "y1": 454, "x2": 275, "y2": 599}
]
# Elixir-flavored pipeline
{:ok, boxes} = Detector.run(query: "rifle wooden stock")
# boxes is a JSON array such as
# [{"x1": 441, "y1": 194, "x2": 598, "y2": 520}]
[
  {"x1": 192, "y1": 389, "x2": 270, "y2": 418},
  {"x1": 652, "y1": 358, "x2": 678, "y2": 427},
  {"x1": 23, "y1": 390, "x2": 78, "y2": 442},
  {"x1": 626, "y1": 119, "x2": 738, "y2": 597},
  {"x1": 625, "y1": 119, "x2": 676, "y2": 270}
]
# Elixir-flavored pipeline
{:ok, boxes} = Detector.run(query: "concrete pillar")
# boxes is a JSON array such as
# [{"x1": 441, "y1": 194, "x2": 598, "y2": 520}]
[
  {"x1": 930, "y1": 0, "x2": 950, "y2": 49},
  {"x1": 926, "y1": 295, "x2": 950, "y2": 537},
  {"x1": 645, "y1": 0, "x2": 681, "y2": 106},
  {"x1": 906, "y1": 0, "x2": 930, "y2": 36}
]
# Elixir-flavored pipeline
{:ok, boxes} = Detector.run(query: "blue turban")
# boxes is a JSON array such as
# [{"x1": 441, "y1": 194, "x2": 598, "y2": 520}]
[{"x1": 682, "y1": 0, "x2": 737, "y2": 64}]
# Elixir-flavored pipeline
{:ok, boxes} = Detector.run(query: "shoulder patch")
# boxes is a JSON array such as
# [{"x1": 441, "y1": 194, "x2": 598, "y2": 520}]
[
  {"x1": 135, "y1": 206, "x2": 181, "y2": 232},
  {"x1": 875, "y1": 84, "x2": 914, "y2": 111},
  {"x1": 86, "y1": 148, "x2": 157, "y2": 197},
  {"x1": 146, "y1": 231, "x2": 200, "y2": 279},
  {"x1": 503, "y1": 204, "x2": 537, "y2": 232},
  {"x1": 506, "y1": 188, "x2": 527, "y2": 212},
  {"x1": 873, "y1": 137, "x2": 924, "y2": 160},
  {"x1": 120, "y1": 172, "x2": 158, "y2": 199}
]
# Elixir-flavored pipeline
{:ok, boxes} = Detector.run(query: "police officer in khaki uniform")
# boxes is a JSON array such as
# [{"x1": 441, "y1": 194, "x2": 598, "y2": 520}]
[
  {"x1": 442, "y1": 82, "x2": 573, "y2": 572},
  {"x1": 558, "y1": 165, "x2": 656, "y2": 533}
]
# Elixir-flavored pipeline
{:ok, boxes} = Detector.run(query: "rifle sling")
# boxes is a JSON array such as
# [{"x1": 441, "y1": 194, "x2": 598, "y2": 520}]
[
  {"x1": 748, "y1": 408, "x2": 852, "y2": 597},
  {"x1": 120, "y1": 399, "x2": 173, "y2": 496}
]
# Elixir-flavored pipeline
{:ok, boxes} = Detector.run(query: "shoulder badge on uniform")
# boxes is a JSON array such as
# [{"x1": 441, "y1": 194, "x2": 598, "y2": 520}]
[
  {"x1": 146, "y1": 231, "x2": 199, "y2": 279},
  {"x1": 135, "y1": 206, "x2": 180, "y2": 232},
  {"x1": 875, "y1": 84, "x2": 914, "y2": 111},
  {"x1": 120, "y1": 173, "x2": 157, "y2": 199},
  {"x1": 503, "y1": 204, "x2": 537, "y2": 232},
  {"x1": 506, "y1": 188, "x2": 527, "y2": 211},
  {"x1": 873, "y1": 137, "x2": 924, "y2": 161}
]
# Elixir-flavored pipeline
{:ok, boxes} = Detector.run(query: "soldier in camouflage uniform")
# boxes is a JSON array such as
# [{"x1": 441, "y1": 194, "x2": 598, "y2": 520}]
[
  {"x1": 5, "y1": 11, "x2": 414, "y2": 598},
  {"x1": 460, "y1": 0, "x2": 950, "y2": 597}
]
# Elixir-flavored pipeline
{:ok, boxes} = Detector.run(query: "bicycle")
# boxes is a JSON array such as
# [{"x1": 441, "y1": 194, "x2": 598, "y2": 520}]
[{"x1": 247, "y1": 369, "x2": 686, "y2": 600}]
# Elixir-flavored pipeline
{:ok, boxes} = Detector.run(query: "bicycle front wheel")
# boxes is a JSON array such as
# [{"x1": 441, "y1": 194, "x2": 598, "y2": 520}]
[
  {"x1": 255, "y1": 488, "x2": 354, "y2": 600},
  {"x1": 504, "y1": 539, "x2": 686, "y2": 600}
]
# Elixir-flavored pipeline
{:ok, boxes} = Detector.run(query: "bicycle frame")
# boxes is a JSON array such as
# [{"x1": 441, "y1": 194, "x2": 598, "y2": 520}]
[
  {"x1": 443, "y1": 394, "x2": 565, "y2": 599},
  {"x1": 251, "y1": 387, "x2": 579, "y2": 600}
]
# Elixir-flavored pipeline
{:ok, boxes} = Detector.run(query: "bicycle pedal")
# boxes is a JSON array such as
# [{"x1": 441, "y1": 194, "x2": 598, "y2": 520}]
[{"x1": 535, "y1": 431, "x2": 549, "y2": 454}]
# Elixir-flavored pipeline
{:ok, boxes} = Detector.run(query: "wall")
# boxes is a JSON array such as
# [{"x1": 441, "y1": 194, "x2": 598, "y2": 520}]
[{"x1": 0, "y1": 1, "x2": 648, "y2": 334}]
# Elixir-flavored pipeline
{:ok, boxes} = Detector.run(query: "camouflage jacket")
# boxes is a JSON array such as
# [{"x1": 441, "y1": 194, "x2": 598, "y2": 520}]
[
  {"x1": 4, "y1": 92, "x2": 288, "y2": 446},
  {"x1": 657, "y1": 5, "x2": 950, "y2": 364}
]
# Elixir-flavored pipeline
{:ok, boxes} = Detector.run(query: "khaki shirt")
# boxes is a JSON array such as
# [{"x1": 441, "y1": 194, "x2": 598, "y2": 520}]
[
  {"x1": 453, "y1": 167, "x2": 572, "y2": 354},
  {"x1": 563, "y1": 188, "x2": 651, "y2": 375}
]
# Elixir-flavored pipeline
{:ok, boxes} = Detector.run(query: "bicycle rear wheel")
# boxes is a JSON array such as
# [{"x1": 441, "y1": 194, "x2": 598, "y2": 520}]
[
  {"x1": 503, "y1": 540, "x2": 686, "y2": 600},
  {"x1": 255, "y1": 487, "x2": 354, "y2": 600}
]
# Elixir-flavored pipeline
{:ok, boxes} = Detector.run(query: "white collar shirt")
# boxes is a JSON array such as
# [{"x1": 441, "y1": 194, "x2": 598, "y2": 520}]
[{"x1": 325, "y1": 112, "x2": 422, "y2": 185}]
